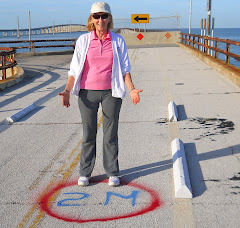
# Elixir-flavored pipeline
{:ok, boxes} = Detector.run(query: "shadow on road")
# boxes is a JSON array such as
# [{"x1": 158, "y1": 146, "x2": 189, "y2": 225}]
[{"x1": 90, "y1": 143, "x2": 240, "y2": 198}]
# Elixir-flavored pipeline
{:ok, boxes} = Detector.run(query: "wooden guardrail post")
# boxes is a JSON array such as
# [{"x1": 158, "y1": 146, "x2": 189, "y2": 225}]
[
  {"x1": 197, "y1": 36, "x2": 200, "y2": 50},
  {"x1": 215, "y1": 40, "x2": 219, "y2": 58},
  {"x1": 204, "y1": 38, "x2": 207, "y2": 53},
  {"x1": 207, "y1": 37, "x2": 210, "y2": 55},
  {"x1": 225, "y1": 40, "x2": 230, "y2": 64},
  {"x1": 72, "y1": 40, "x2": 75, "y2": 51},
  {"x1": 2, "y1": 56, "x2": 6, "y2": 80},
  {"x1": 11, "y1": 54, "x2": 14, "y2": 76},
  {"x1": 32, "y1": 41, "x2": 35, "y2": 53}
]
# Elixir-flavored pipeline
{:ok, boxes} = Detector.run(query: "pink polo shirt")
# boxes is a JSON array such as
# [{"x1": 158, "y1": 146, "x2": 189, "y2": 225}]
[{"x1": 80, "y1": 30, "x2": 113, "y2": 90}]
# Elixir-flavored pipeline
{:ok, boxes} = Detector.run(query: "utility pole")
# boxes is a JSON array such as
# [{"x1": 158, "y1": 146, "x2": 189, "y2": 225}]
[
  {"x1": 177, "y1": 15, "x2": 180, "y2": 30},
  {"x1": 206, "y1": 0, "x2": 211, "y2": 36},
  {"x1": 17, "y1": 16, "x2": 20, "y2": 38},
  {"x1": 28, "y1": 11, "x2": 31, "y2": 41},
  {"x1": 189, "y1": 0, "x2": 192, "y2": 34},
  {"x1": 206, "y1": 0, "x2": 212, "y2": 55}
]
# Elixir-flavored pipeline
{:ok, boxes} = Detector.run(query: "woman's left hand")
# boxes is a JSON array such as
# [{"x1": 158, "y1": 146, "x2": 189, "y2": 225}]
[{"x1": 130, "y1": 89, "x2": 143, "y2": 105}]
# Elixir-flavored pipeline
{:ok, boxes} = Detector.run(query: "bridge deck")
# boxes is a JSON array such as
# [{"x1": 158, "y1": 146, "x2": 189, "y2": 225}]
[{"x1": 0, "y1": 46, "x2": 240, "y2": 227}]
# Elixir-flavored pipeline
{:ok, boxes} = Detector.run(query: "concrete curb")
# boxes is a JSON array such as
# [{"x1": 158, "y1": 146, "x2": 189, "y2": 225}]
[
  {"x1": 171, "y1": 138, "x2": 192, "y2": 198},
  {"x1": 0, "y1": 66, "x2": 25, "y2": 91},
  {"x1": 168, "y1": 101, "x2": 178, "y2": 122},
  {"x1": 6, "y1": 103, "x2": 37, "y2": 123}
]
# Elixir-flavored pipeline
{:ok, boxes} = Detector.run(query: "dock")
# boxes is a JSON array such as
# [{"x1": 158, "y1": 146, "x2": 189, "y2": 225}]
[{"x1": 0, "y1": 44, "x2": 240, "y2": 227}]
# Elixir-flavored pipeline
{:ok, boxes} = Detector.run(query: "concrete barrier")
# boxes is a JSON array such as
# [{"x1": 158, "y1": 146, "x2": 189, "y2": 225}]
[
  {"x1": 171, "y1": 138, "x2": 192, "y2": 198},
  {"x1": 168, "y1": 101, "x2": 178, "y2": 122},
  {"x1": 6, "y1": 103, "x2": 37, "y2": 123},
  {"x1": 121, "y1": 31, "x2": 180, "y2": 46}
]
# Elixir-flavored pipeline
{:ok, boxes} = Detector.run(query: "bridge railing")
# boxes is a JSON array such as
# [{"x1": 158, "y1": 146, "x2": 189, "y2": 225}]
[
  {"x1": 0, "y1": 47, "x2": 17, "y2": 80},
  {"x1": 180, "y1": 33, "x2": 240, "y2": 67},
  {"x1": 0, "y1": 39, "x2": 76, "y2": 53}
]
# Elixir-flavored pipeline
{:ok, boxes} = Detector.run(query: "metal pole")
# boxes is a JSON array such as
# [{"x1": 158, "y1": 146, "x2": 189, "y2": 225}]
[
  {"x1": 206, "y1": 0, "x2": 212, "y2": 55},
  {"x1": 17, "y1": 16, "x2": 20, "y2": 38},
  {"x1": 203, "y1": 19, "x2": 206, "y2": 36},
  {"x1": 177, "y1": 16, "x2": 180, "y2": 30},
  {"x1": 211, "y1": 17, "x2": 215, "y2": 56},
  {"x1": 207, "y1": 0, "x2": 212, "y2": 36},
  {"x1": 189, "y1": 0, "x2": 192, "y2": 34},
  {"x1": 203, "y1": 19, "x2": 206, "y2": 52},
  {"x1": 200, "y1": 19, "x2": 203, "y2": 51},
  {"x1": 28, "y1": 11, "x2": 31, "y2": 41}
]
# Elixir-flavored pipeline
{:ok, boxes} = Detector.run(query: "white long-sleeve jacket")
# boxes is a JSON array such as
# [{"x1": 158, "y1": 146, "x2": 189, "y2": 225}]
[{"x1": 68, "y1": 31, "x2": 131, "y2": 98}]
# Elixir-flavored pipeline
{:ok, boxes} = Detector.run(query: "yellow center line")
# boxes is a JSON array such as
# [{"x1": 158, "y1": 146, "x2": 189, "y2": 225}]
[
  {"x1": 129, "y1": 48, "x2": 137, "y2": 61},
  {"x1": 30, "y1": 152, "x2": 82, "y2": 227},
  {"x1": 158, "y1": 49, "x2": 196, "y2": 228},
  {"x1": 17, "y1": 113, "x2": 103, "y2": 228},
  {"x1": 17, "y1": 140, "x2": 82, "y2": 228}
]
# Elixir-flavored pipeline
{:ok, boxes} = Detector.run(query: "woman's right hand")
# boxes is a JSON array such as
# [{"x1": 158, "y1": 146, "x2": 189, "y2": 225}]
[{"x1": 58, "y1": 91, "x2": 70, "y2": 108}]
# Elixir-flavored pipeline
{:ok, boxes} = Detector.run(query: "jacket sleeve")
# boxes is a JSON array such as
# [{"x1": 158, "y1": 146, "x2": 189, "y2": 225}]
[
  {"x1": 68, "y1": 38, "x2": 81, "y2": 78},
  {"x1": 118, "y1": 36, "x2": 131, "y2": 76}
]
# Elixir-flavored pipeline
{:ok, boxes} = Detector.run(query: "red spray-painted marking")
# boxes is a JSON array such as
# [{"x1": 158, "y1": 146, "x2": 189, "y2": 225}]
[{"x1": 39, "y1": 179, "x2": 164, "y2": 223}]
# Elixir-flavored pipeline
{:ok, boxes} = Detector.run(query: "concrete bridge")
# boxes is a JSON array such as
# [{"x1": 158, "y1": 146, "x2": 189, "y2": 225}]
[
  {"x1": 38, "y1": 24, "x2": 88, "y2": 34},
  {"x1": 1, "y1": 24, "x2": 87, "y2": 37},
  {"x1": 0, "y1": 41, "x2": 240, "y2": 227}
]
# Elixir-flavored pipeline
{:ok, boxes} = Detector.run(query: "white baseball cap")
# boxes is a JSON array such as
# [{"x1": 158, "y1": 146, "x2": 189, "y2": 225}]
[{"x1": 91, "y1": 2, "x2": 111, "y2": 14}]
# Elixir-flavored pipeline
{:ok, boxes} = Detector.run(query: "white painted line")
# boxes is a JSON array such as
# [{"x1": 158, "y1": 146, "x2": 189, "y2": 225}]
[
  {"x1": 168, "y1": 101, "x2": 178, "y2": 122},
  {"x1": 6, "y1": 103, "x2": 37, "y2": 123},
  {"x1": 171, "y1": 138, "x2": 192, "y2": 198}
]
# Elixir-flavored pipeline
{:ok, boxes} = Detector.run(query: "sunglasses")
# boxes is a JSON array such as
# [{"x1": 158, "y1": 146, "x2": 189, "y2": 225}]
[{"x1": 92, "y1": 13, "x2": 109, "y2": 19}]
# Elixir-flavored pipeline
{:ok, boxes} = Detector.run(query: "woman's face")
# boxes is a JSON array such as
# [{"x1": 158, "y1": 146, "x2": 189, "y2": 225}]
[{"x1": 91, "y1": 12, "x2": 111, "y2": 33}]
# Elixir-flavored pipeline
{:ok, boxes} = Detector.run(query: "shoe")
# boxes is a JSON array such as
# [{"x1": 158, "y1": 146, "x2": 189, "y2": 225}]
[
  {"x1": 108, "y1": 176, "x2": 120, "y2": 187},
  {"x1": 78, "y1": 176, "x2": 89, "y2": 186}
]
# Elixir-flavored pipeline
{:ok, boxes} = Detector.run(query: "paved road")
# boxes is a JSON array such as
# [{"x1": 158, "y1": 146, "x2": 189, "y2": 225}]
[{"x1": 0, "y1": 47, "x2": 240, "y2": 228}]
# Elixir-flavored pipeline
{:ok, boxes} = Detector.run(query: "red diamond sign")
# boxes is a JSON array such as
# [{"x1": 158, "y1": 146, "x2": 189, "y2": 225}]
[
  {"x1": 165, "y1": 33, "x2": 171, "y2": 39},
  {"x1": 137, "y1": 33, "x2": 144, "y2": 40}
]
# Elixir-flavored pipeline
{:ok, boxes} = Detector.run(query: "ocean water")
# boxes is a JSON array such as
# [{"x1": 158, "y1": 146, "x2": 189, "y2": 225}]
[
  {"x1": 0, "y1": 28, "x2": 239, "y2": 68},
  {"x1": 180, "y1": 28, "x2": 240, "y2": 68},
  {"x1": 0, "y1": 31, "x2": 87, "y2": 53}
]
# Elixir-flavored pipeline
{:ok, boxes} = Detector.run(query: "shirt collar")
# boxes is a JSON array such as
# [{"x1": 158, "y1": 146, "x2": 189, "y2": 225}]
[
  {"x1": 106, "y1": 30, "x2": 111, "y2": 39},
  {"x1": 90, "y1": 30, "x2": 111, "y2": 41}
]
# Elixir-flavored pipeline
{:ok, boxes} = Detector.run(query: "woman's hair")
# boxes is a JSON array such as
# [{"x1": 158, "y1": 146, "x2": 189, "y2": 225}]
[{"x1": 86, "y1": 14, "x2": 113, "y2": 31}]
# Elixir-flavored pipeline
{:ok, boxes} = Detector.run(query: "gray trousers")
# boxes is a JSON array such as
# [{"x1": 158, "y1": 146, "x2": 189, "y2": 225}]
[{"x1": 78, "y1": 89, "x2": 122, "y2": 177}]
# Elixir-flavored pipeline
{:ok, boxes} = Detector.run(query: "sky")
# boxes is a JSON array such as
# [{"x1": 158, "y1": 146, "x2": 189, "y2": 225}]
[{"x1": 0, "y1": 0, "x2": 239, "y2": 30}]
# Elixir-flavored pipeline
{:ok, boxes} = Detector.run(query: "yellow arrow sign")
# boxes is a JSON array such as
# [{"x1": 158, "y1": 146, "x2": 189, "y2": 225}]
[{"x1": 132, "y1": 14, "x2": 150, "y2": 23}]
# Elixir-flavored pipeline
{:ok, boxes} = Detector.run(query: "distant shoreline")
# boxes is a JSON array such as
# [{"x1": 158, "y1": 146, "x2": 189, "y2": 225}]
[{"x1": 1, "y1": 27, "x2": 240, "y2": 32}]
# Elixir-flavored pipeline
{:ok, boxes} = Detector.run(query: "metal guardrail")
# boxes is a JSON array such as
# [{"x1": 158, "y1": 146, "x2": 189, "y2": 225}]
[
  {"x1": 0, "y1": 39, "x2": 76, "y2": 53},
  {"x1": 180, "y1": 33, "x2": 240, "y2": 66},
  {"x1": 0, "y1": 47, "x2": 17, "y2": 80}
]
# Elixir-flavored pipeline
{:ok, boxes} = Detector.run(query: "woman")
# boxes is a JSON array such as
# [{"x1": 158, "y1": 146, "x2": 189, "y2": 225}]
[{"x1": 59, "y1": 2, "x2": 142, "y2": 187}]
